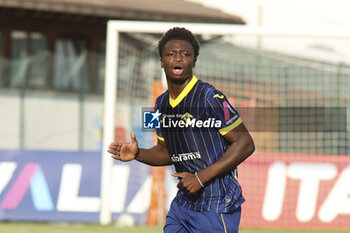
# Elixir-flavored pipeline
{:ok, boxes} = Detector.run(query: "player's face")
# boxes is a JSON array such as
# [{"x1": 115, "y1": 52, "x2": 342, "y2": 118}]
[{"x1": 161, "y1": 39, "x2": 195, "y2": 83}]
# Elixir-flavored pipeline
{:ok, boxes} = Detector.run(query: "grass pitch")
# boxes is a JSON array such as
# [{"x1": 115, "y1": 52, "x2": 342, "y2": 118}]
[{"x1": 0, "y1": 222, "x2": 348, "y2": 233}]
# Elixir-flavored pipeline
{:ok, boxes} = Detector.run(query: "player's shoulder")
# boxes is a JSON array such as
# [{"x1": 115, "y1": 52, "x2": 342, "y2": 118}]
[
  {"x1": 197, "y1": 80, "x2": 225, "y2": 98},
  {"x1": 155, "y1": 90, "x2": 169, "y2": 106}
]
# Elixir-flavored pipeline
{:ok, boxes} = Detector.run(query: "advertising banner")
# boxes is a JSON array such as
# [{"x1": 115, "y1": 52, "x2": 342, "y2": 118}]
[
  {"x1": 0, "y1": 150, "x2": 152, "y2": 223},
  {"x1": 239, "y1": 153, "x2": 350, "y2": 230},
  {"x1": 1, "y1": 150, "x2": 349, "y2": 230}
]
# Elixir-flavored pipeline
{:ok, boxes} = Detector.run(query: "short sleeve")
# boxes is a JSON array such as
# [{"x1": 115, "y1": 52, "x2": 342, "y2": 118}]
[
  {"x1": 206, "y1": 89, "x2": 242, "y2": 135},
  {"x1": 155, "y1": 98, "x2": 165, "y2": 141}
]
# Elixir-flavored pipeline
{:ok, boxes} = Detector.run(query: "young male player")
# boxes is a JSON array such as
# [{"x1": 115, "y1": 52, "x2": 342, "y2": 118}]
[{"x1": 108, "y1": 27, "x2": 255, "y2": 233}]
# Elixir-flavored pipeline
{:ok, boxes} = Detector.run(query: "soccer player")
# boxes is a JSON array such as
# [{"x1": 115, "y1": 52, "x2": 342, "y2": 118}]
[{"x1": 108, "y1": 27, "x2": 255, "y2": 233}]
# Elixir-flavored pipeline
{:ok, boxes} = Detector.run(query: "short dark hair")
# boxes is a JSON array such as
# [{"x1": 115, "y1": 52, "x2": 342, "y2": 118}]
[{"x1": 158, "y1": 27, "x2": 200, "y2": 60}]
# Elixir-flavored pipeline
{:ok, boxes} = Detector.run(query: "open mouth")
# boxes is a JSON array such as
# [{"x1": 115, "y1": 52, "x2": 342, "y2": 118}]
[{"x1": 173, "y1": 65, "x2": 183, "y2": 76}]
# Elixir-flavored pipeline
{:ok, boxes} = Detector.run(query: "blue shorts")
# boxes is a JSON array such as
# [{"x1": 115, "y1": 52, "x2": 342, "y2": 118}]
[{"x1": 164, "y1": 201, "x2": 241, "y2": 233}]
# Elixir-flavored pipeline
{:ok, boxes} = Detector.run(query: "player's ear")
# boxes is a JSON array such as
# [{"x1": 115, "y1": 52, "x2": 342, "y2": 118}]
[
  {"x1": 160, "y1": 58, "x2": 164, "y2": 68},
  {"x1": 193, "y1": 58, "x2": 197, "y2": 67}
]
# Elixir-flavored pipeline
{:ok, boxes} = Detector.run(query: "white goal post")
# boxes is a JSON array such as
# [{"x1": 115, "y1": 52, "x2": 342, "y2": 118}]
[{"x1": 101, "y1": 20, "x2": 350, "y2": 225}]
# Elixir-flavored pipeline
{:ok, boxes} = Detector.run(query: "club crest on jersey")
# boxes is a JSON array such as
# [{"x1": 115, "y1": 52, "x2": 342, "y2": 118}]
[{"x1": 181, "y1": 112, "x2": 193, "y2": 122}]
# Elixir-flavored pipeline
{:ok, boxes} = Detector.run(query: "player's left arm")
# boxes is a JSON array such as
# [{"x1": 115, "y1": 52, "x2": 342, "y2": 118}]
[
  {"x1": 198, "y1": 122, "x2": 254, "y2": 183},
  {"x1": 173, "y1": 122, "x2": 254, "y2": 194}
]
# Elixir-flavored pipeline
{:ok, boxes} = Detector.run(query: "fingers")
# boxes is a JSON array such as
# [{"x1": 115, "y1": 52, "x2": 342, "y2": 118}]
[
  {"x1": 131, "y1": 132, "x2": 137, "y2": 142},
  {"x1": 108, "y1": 143, "x2": 122, "y2": 150},
  {"x1": 177, "y1": 181, "x2": 183, "y2": 189},
  {"x1": 108, "y1": 146, "x2": 120, "y2": 152},
  {"x1": 107, "y1": 148, "x2": 120, "y2": 155},
  {"x1": 172, "y1": 173, "x2": 201, "y2": 195},
  {"x1": 176, "y1": 180, "x2": 194, "y2": 195},
  {"x1": 173, "y1": 173, "x2": 189, "y2": 193},
  {"x1": 111, "y1": 155, "x2": 122, "y2": 160},
  {"x1": 171, "y1": 172, "x2": 186, "y2": 178},
  {"x1": 108, "y1": 133, "x2": 137, "y2": 161}
]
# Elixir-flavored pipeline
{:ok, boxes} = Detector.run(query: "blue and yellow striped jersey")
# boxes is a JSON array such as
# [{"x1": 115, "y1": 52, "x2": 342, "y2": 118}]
[{"x1": 155, "y1": 75, "x2": 245, "y2": 213}]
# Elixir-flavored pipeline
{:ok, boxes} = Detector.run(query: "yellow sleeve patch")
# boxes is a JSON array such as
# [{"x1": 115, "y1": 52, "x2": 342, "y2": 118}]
[{"x1": 218, "y1": 118, "x2": 242, "y2": 136}]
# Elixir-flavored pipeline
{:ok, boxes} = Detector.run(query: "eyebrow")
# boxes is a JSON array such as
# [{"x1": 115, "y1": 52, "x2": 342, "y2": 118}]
[{"x1": 165, "y1": 48, "x2": 192, "y2": 52}]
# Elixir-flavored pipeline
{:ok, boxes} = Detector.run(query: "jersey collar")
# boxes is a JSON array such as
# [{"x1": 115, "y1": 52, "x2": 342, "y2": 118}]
[{"x1": 169, "y1": 75, "x2": 198, "y2": 108}]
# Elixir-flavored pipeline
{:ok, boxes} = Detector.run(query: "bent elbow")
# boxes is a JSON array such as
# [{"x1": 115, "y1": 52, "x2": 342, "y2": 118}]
[
  {"x1": 246, "y1": 140, "x2": 255, "y2": 157},
  {"x1": 250, "y1": 143, "x2": 255, "y2": 155}
]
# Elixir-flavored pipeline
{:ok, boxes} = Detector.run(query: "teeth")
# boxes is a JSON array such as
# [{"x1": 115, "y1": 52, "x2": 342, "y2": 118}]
[{"x1": 173, "y1": 67, "x2": 183, "y2": 75}]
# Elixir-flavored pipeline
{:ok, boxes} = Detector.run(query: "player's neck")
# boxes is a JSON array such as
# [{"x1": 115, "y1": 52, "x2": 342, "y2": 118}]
[{"x1": 167, "y1": 75, "x2": 193, "y2": 99}]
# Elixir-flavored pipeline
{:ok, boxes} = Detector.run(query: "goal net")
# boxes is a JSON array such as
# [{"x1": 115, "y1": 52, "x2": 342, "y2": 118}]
[{"x1": 102, "y1": 20, "x2": 350, "y2": 230}]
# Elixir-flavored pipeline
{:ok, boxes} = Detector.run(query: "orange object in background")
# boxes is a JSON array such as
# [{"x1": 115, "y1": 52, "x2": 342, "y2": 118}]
[
  {"x1": 148, "y1": 81, "x2": 166, "y2": 226},
  {"x1": 148, "y1": 166, "x2": 167, "y2": 226}
]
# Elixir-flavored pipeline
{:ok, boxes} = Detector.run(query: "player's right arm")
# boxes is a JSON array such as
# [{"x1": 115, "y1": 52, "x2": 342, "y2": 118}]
[{"x1": 108, "y1": 132, "x2": 172, "y2": 166}]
